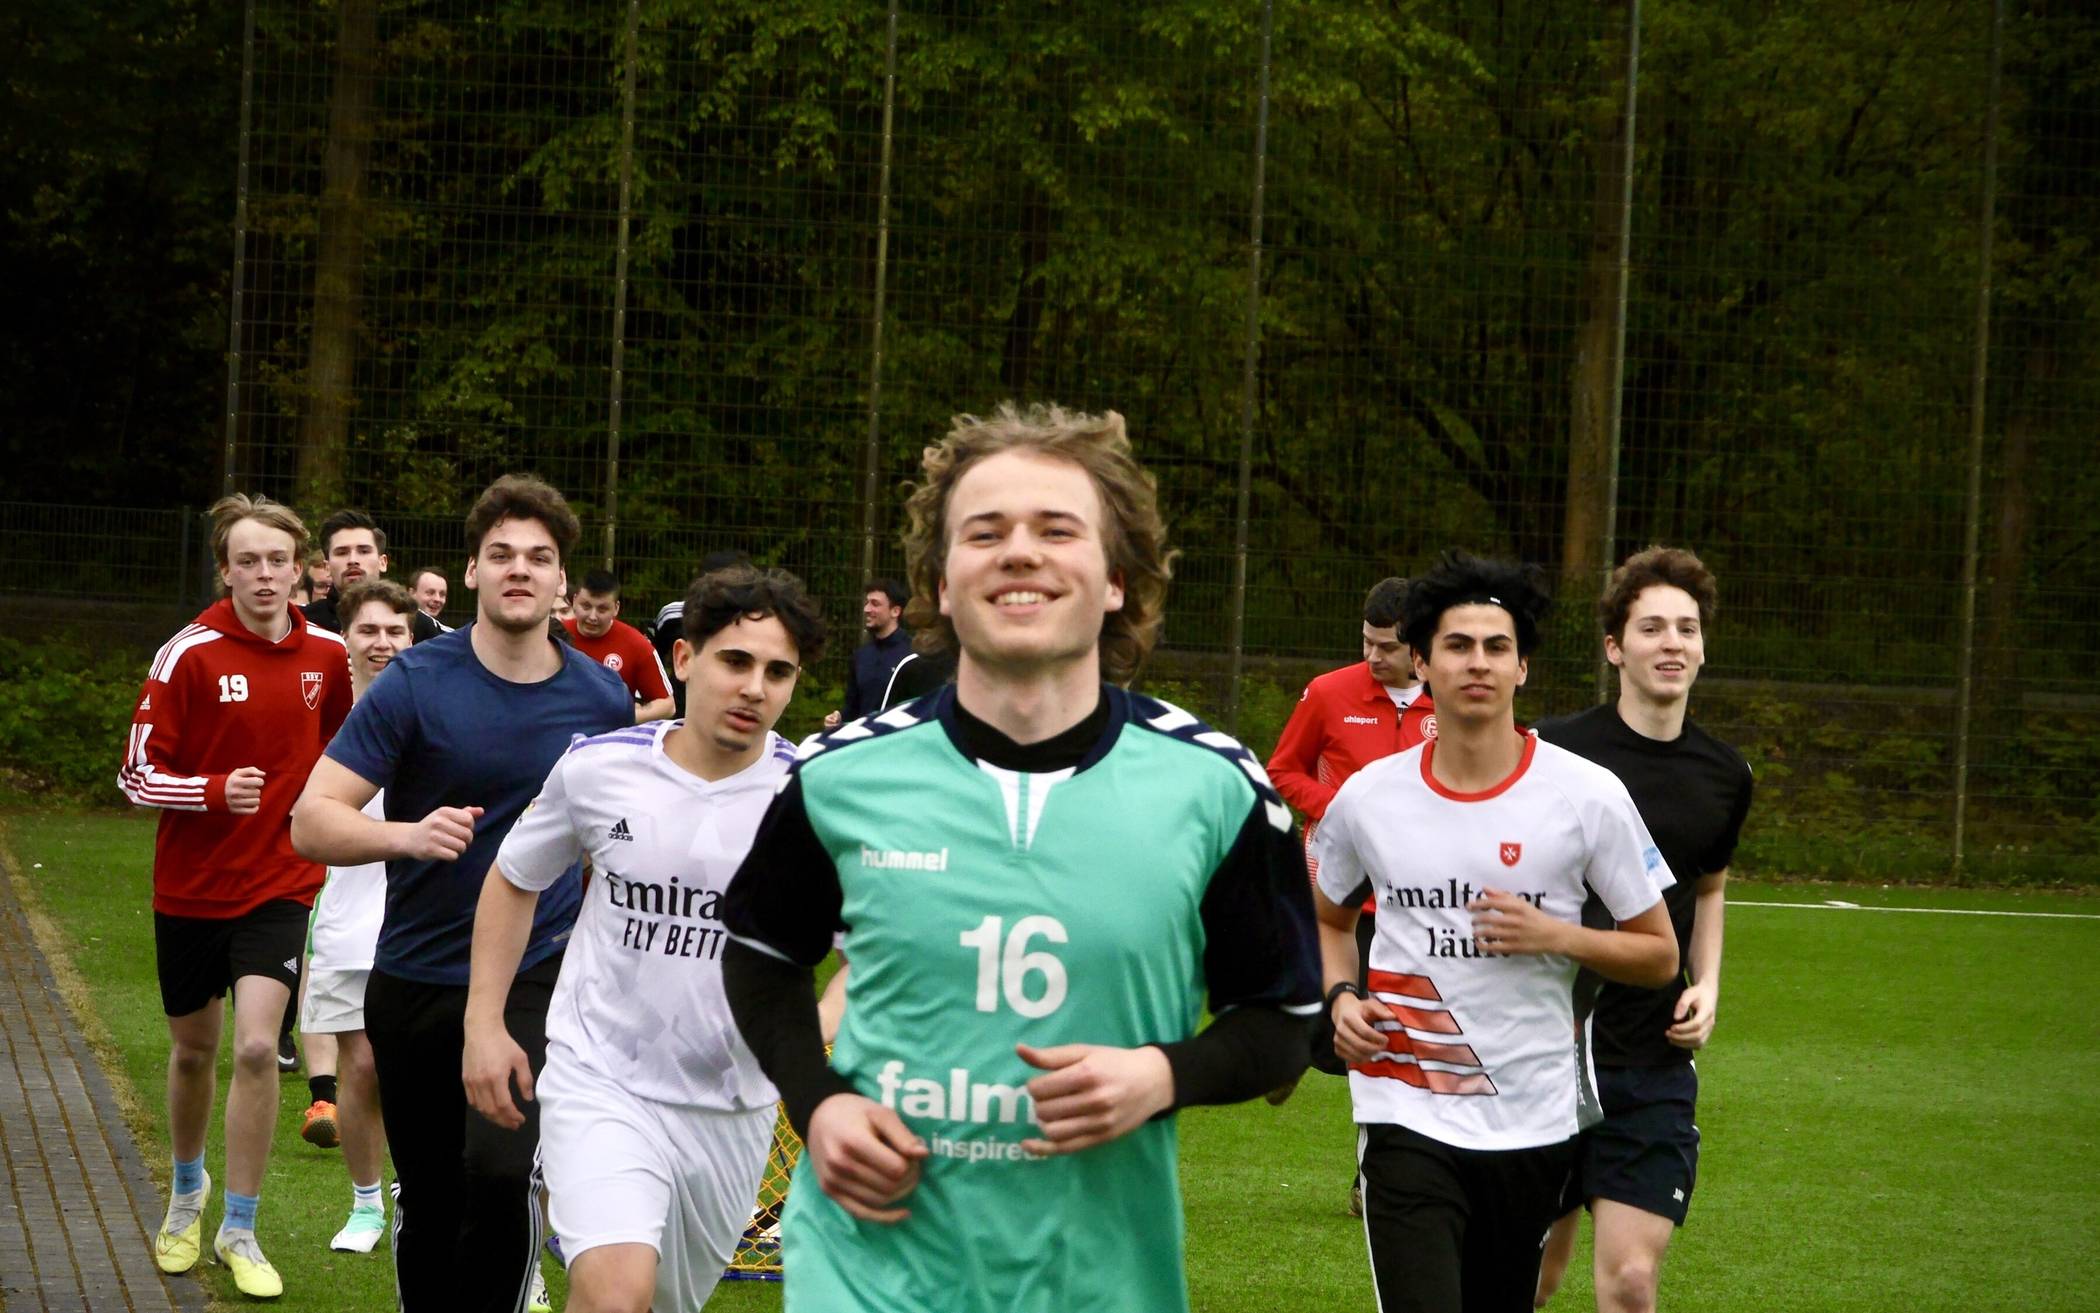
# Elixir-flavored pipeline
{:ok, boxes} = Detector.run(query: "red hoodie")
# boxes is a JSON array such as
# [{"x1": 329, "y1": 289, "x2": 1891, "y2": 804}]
[{"x1": 119, "y1": 598, "x2": 352, "y2": 918}]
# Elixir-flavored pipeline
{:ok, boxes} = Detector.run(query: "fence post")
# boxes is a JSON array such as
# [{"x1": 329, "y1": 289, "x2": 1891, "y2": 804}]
[
  {"x1": 1594, "y1": 0, "x2": 1641, "y2": 705},
  {"x1": 223, "y1": 0, "x2": 259, "y2": 496},
  {"x1": 856, "y1": 0, "x2": 902, "y2": 588},
  {"x1": 1223, "y1": 0, "x2": 1275, "y2": 735},
  {"x1": 603, "y1": 0, "x2": 641, "y2": 571},
  {"x1": 1952, "y1": 0, "x2": 2005, "y2": 878}
]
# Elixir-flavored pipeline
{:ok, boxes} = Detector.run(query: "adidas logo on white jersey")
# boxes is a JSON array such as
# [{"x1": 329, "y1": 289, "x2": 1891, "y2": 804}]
[{"x1": 608, "y1": 818, "x2": 635, "y2": 842}]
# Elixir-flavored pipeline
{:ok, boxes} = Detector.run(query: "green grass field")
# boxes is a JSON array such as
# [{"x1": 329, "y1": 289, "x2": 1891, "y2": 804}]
[{"x1": 4, "y1": 802, "x2": 2096, "y2": 1312}]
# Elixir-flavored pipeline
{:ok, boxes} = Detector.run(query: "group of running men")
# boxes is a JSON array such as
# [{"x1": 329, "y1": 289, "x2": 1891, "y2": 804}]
[{"x1": 123, "y1": 401, "x2": 1748, "y2": 1313}]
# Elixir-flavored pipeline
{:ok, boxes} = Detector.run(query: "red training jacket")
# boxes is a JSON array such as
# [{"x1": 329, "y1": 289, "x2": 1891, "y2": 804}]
[
  {"x1": 119, "y1": 598, "x2": 352, "y2": 918},
  {"x1": 1265, "y1": 661, "x2": 1436, "y2": 901},
  {"x1": 563, "y1": 616, "x2": 671, "y2": 704}
]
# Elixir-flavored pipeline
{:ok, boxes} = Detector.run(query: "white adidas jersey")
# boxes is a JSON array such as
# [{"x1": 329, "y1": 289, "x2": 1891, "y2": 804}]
[
  {"x1": 309, "y1": 793, "x2": 386, "y2": 973},
  {"x1": 1314, "y1": 731, "x2": 1673, "y2": 1151},
  {"x1": 497, "y1": 721, "x2": 793, "y2": 1111}
]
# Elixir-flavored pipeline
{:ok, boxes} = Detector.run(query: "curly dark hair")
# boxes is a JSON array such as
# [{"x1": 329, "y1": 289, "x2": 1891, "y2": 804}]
[
  {"x1": 463, "y1": 474, "x2": 580, "y2": 563},
  {"x1": 1598, "y1": 545, "x2": 1717, "y2": 640},
  {"x1": 1402, "y1": 551, "x2": 1553, "y2": 659},
  {"x1": 682, "y1": 564, "x2": 827, "y2": 667}
]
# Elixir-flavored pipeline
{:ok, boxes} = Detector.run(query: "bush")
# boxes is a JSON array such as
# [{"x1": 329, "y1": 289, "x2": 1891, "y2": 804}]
[{"x1": 0, "y1": 636, "x2": 147, "y2": 802}]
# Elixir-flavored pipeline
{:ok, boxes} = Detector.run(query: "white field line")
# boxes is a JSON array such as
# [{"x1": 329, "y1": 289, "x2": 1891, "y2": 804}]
[{"x1": 1734, "y1": 900, "x2": 2100, "y2": 921}]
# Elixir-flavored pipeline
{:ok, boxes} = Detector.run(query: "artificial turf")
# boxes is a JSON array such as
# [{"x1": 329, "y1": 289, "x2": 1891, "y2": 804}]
[{"x1": 4, "y1": 803, "x2": 2094, "y2": 1311}]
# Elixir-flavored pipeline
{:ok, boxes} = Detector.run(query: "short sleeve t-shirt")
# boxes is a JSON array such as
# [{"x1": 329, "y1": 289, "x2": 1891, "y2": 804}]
[
  {"x1": 1314, "y1": 732, "x2": 1673, "y2": 1151},
  {"x1": 720, "y1": 685, "x2": 1320, "y2": 1313},
  {"x1": 309, "y1": 792, "x2": 387, "y2": 973},
  {"x1": 1534, "y1": 704, "x2": 1753, "y2": 1066},
  {"x1": 497, "y1": 722, "x2": 792, "y2": 1111},
  {"x1": 324, "y1": 624, "x2": 633, "y2": 986},
  {"x1": 562, "y1": 617, "x2": 672, "y2": 704}
]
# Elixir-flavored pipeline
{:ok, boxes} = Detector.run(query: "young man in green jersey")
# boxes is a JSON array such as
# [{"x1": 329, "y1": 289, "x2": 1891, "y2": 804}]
[{"x1": 721, "y1": 403, "x2": 1323, "y2": 1312}]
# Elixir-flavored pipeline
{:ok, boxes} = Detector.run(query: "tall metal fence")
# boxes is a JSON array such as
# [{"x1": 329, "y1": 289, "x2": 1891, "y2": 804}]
[{"x1": 47, "y1": 0, "x2": 2097, "y2": 879}]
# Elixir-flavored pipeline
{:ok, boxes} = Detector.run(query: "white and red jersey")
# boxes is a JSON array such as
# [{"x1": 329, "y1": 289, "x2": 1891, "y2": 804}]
[
  {"x1": 120, "y1": 598, "x2": 352, "y2": 918},
  {"x1": 309, "y1": 793, "x2": 386, "y2": 972},
  {"x1": 497, "y1": 721, "x2": 792, "y2": 1111},
  {"x1": 1313, "y1": 731, "x2": 1672, "y2": 1151},
  {"x1": 562, "y1": 616, "x2": 672, "y2": 705}
]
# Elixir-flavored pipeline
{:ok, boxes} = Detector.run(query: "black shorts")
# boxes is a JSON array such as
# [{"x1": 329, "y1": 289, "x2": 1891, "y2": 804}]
[
  {"x1": 1359, "y1": 1120, "x2": 1577, "y2": 1313},
  {"x1": 153, "y1": 899, "x2": 309, "y2": 1017},
  {"x1": 1567, "y1": 1063, "x2": 1701, "y2": 1225}
]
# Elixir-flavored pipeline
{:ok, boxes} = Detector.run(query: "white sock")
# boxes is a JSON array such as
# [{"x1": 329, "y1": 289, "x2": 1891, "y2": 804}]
[{"x1": 352, "y1": 1181, "x2": 384, "y2": 1213}]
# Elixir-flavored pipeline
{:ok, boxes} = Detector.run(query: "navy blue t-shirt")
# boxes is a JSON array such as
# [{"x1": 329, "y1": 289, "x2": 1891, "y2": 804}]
[{"x1": 325, "y1": 624, "x2": 632, "y2": 985}]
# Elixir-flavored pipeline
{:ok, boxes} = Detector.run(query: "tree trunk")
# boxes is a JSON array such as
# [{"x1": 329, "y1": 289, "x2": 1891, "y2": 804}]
[
  {"x1": 1561, "y1": 54, "x2": 1630, "y2": 593},
  {"x1": 298, "y1": 0, "x2": 378, "y2": 508},
  {"x1": 1976, "y1": 338, "x2": 2049, "y2": 728}
]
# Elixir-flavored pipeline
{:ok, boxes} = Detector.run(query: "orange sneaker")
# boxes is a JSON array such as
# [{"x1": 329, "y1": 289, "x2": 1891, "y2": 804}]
[{"x1": 301, "y1": 1099, "x2": 340, "y2": 1149}]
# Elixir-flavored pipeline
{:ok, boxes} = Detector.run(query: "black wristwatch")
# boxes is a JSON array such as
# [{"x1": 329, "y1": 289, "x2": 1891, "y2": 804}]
[{"x1": 1325, "y1": 981, "x2": 1368, "y2": 1010}]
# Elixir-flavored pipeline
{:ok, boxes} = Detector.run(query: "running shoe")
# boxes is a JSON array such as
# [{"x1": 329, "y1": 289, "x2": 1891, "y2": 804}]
[
  {"x1": 214, "y1": 1227, "x2": 284, "y2": 1298},
  {"x1": 329, "y1": 1204, "x2": 386, "y2": 1254},
  {"x1": 300, "y1": 1099, "x2": 340, "y2": 1149},
  {"x1": 528, "y1": 1265, "x2": 552, "y2": 1313},
  {"x1": 153, "y1": 1169, "x2": 210, "y2": 1274},
  {"x1": 277, "y1": 1032, "x2": 298, "y2": 1073}
]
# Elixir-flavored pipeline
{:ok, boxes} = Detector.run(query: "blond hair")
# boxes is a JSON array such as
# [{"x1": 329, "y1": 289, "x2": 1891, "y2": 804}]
[
  {"x1": 900, "y1": 403, "x2": 1175, "y2": 684},
  {"x1": 209, "y1": 493, "x2": 308, "y2": 569}
]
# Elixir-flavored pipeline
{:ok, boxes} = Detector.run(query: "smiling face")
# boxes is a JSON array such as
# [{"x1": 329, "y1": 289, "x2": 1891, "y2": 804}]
[
  {"x1": 326, "y1": 527, "x2": 387, "y2": 590},
  {"x1": 463, "y1": 516, "x2": 566, "y2": 635},
  {"x1": 220, "y1": 518, "x2": 299, "y2": 633},
  {"x1": 1412, "y1": 602, "x2": 1527, "y2": 726},
  {"x1": 937, "y1": 449, "x2": 1124, "y2": 679},
  {"x1": 1607, "y1": 583, "x2": 1705, "y2": 706},
  {"x1": 862, "y1": 589, "x2": 902, "y2": 639},
  {"x1": 412, "y1": 571, "x2": 447, "y2": 616},
  {"x1": 675, "y1": 612, "x2": 801, "y2": 763},
  {"x1": 345, "y1": 598, "x2": 415, "y2": 690}
]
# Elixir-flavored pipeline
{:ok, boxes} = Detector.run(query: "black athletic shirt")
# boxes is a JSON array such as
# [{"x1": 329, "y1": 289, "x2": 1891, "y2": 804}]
[{"x1": 1534, "y1": 704, "x2": 1753, "y2": 1067}]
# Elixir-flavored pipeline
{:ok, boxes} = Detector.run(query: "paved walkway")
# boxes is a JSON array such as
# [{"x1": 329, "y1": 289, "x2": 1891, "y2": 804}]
[{"x1": 0, "y1": 852, "x2": 205, "y2": 1312}]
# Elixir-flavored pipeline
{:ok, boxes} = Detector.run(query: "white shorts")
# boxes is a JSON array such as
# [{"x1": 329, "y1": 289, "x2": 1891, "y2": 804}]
[
  {"x1": 299, "y1": 966, "x2": 370, "y2": 1034},
  {"x1": 536, "y1": 1049, "x2": 774, "y2": 1312}
]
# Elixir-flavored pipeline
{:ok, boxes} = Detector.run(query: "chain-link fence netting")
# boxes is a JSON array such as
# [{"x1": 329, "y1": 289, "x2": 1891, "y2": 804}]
[{"x1": 12, "y1": 0, "x2": 2094, "y2": 881}]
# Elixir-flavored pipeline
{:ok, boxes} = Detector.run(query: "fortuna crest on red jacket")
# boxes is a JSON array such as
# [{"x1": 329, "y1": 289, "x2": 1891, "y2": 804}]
[
  {"x1": 1499, "y1": 841, "x2": 1522, "y2": 867},
  {"x1": 302, "y1": 671, "x2": 324, "y2": 710}
]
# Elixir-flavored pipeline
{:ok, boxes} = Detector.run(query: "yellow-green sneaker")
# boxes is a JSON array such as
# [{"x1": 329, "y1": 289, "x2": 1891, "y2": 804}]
[
  {"x1": 153, "y1": 1171, "x2": 209, "y2": 1274},
  {"x1": 214, "y1": 1228, "x2": 284, "y2": 1299}
]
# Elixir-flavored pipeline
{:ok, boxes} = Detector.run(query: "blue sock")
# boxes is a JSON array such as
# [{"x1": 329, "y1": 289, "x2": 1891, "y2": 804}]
[
  {"x1": 173, "y1": 1154, "x2": 205, "y2": 1196},
  {"x1": 223, "y1": 1189, "x2": 259, "y2": 1233},
  {"x1": 352, "y1": 1181, "x2": 383, "y2": 1213}
]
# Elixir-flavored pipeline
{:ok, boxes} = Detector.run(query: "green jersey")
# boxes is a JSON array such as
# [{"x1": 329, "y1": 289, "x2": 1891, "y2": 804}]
[{"x1": 724, "y1": 686, "x2": 1319, "y2": 1312}]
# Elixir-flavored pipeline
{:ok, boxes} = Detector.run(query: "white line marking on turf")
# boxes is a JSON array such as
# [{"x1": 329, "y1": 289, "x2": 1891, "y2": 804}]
[{"x1": 1735, "y1": 901, "x2": 2100, "y2": 921}]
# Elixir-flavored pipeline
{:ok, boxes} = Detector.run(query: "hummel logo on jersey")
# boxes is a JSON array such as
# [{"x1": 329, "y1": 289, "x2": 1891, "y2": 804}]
[
  {"x1": 1499, "y1": 842, "x2": 1522, "y2": 867},
  {"x1": 608, "y1": 818, "x2": 635, "y2": 842},
  {"x1": 861, "y1": 846, "x2": 949, "y2": 872}
]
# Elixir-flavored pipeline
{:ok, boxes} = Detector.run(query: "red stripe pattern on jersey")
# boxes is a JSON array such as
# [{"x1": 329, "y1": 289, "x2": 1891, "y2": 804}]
[{"x1": 1353, "y1": 967, "x2": 1497, "y2": 1096}]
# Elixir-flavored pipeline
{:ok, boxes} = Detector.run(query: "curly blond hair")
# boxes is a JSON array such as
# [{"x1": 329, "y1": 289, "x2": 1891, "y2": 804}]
[{"x1": 900, "y1": 403, "x2": 1175, "y2": 685}]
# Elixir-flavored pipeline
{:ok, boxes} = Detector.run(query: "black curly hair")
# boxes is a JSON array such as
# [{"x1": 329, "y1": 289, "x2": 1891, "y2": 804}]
[{"x1": 1401, "y1": 551, "x2": 1553, "y2": 659}]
